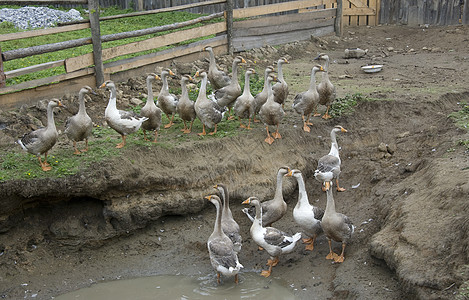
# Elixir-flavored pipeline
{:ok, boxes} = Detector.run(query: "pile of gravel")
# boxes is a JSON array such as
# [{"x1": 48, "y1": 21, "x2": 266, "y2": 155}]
[{"x1": 0, "y1": 6, "x2": 83, "y2": 30}]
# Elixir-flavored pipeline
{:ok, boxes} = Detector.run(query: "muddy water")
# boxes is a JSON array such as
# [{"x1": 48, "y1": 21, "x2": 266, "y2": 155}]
[{"x1": 54, "y1": 273, "x2": 297, "y2": 299}]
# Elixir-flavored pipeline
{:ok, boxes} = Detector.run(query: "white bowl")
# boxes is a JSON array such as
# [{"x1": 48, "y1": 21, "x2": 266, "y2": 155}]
[{"x1": 361, "y1": 65, "x2": 383, "y2": 73}]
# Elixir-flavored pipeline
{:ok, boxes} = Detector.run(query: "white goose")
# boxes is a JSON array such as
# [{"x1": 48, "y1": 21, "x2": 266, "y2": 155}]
[
  {"x1": 314, "y1": 125, "x2": 348, "y2": 192},
  {"x1": 100, "y1": 80, "x2": 148, "y2": 148},
  {"x1": 206, "y1": 195, "x2": 243, "y2": 284},
  {"x1": 242, "y1": 197, "x2": 301, "y2": 277},
  {"x1": 287, "y1": 169, "x2": 324, "y2": 251}
]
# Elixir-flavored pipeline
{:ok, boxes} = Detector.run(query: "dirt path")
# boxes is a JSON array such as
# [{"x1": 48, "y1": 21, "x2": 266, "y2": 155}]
[{"x1": 1, "y1": 25, "x2": 469, "y2": 299}]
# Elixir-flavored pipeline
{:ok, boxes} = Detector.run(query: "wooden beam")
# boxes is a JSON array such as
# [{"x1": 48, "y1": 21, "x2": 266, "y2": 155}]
[
  {"x1": 103, "y1": 36, "x2": 227, "y2": 74},
  {"x1": 0, "y1": 74, "x2": 96, "y2": 109},
  {"x1": 233, "y1": 8, "x2": 336, "y2": 29},
  {"x1": 226, "y1": 0, "x2": 234, "y2": 55},
  {"x1": 343, "y1": 7, "x2": 375, "y2": 15},
  {"x1": 463, "y1": 0, "x2": 469, "y2": 24},
  {"x1": 233, "y1": 0, "x2": 336, "y2": 18},
  {"x1": 59, "y1": 0, "x2": 227, "y2": 25},
  {"x1": 2, "y1": 37, "x2": 92, "y2": 62},
  {"x1": 5, "y1": 60, "x2": 64, "y2": 79},
  {"x1": 65, "y1": 22, "x2": 226, "y2": 73},
  {"x1": 233, "y1": 25, "x2": 334, "y2": 51},
  {"x1": 0, "y1": 47, "x2": 5, "y2": 88},
  {"x1": 89, "y1": 0, "x2": 104, "y2": 86},
  {"x1": 348, "y1": 0, "x2": 367, "y2": 8},
  {"x1": 0, "y1": 68, "x2": 94, "y2": 96},
  {"x1": 2, "y1": 13, "x2": 222, "y2": 62},
  {"x1": 335, "y1": 0, "x2": 343, "y2": 35},
  {"x1": 100, "y1": 12, "x2": 223, "y2": 43},
  {"x1": 0, "y1": 0, "x2": 87, "y2": 3},
  {"x1": 233, "y1": 18, "x2": 334, "y2": 37},
  {"x1": 0, "y1": 23, "x2": 89, "y2": 42}
]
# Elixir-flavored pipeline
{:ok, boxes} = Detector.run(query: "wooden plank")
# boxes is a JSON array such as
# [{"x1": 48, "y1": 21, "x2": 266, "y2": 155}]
[
  {"x1": 348, "y1": 0, "x2": 367, "y2": 7},
  {"x1": 0, "y1": 23, "x2": 89, "y2": 42},
  {"x1": 0, "y1": 0, "x2": 87, "y2": 4},
  {"x1": 5, "y1": 60, "x2": 64, "y2": 79},
  {"x1": 0, "y1": 74, "x2": 96, "y2": 109},
  {"x1": 104, "y1": 36, "x2": 227, "y2": 74},
  {"x1": 343, "y1": 7, "x2": 375, "y2": 15},
  {"x1": 233, "y1": 18, "x2": 334, "y2": 37},
  {"x1": 0, "y1": 68, "x2": 94, "y2": 96},
  {"x1": 233, "y1": 25, "x2": 335, "y2": 51},
  {"x1": 233, "y1": 0, "x2": 336, "y2": 18},
  {"x1": 233, "y1": 8, "x2": 336, "y2": 28},
  {"x1": 368, "y1": 0, "x2": 377, "y2": 25},
  {"x1": 65, "y1": 22, "x2": 226, "y2": 73},
  {"x1": 59, "y1": 0, "x2": 226, "y2": 25},
  {"x1": 349, "y1": 0, "x2": 358, "y2": 25}
]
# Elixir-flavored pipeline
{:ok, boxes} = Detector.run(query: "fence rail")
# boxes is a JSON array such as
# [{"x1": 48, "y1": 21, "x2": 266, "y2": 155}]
[{"x1": 0, "y1": 0, "x2": 343, "y2": 108}]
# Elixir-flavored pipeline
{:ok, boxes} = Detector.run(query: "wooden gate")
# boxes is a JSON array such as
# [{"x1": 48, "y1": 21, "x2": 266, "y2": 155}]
[{"x1": 343, "y1": 0, "x2": 379, "y2": 26}]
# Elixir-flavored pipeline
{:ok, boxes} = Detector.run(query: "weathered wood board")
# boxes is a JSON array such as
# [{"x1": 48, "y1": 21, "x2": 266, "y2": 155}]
[
  {"x1": 233, "y1": 24, "x2": 334, "y2": 51},
  {"x1": 65, "y1": 22, "x2": 226, "y2": 73}
]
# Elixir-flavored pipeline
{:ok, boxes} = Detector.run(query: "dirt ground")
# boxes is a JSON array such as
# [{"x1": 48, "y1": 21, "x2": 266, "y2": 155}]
[{"x1": 1, "y1": 24, "x2": 469, "y2": 300}]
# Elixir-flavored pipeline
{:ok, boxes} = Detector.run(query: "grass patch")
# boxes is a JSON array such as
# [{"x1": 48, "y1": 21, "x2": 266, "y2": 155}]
[
  {"x1": 449, "y1": 102, "x2": 469, "y2": 130},
  {"x1": 329, "y1": 93, "x2": 369, "y2": 118},
  {"x1": 0, "y1": 6, "x2": 221, "y2": 85}
]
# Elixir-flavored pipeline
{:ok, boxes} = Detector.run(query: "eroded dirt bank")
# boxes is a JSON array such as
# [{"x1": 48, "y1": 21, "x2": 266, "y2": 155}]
[{"x1": 1, "y1": 25, "x2": 469, "y2": 299}]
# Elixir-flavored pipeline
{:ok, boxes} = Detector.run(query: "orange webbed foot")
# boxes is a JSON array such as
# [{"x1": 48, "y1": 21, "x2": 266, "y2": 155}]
[
  {"x1": 260, "y1": 270, "x2": 271, "y2": 277},
  {"x1": 303, "y1": 124, "x2": 311, "y2": 132},
  {"x1": 272, "y1": 132, "x2": 282, "y2": 139},
  {"x1": 264, "y1": 137, "x2": 275, "y2": 144},
  {"x1": 326, "y1": 251, "x2": 338, "y2": 260},
  {"x1": 334, "y1": 255, "x2": 345, "y2": 263}
]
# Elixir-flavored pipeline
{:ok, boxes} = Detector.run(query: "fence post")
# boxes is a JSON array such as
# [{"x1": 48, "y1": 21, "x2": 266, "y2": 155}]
[
  {"x1": 335, "y1": 0, "x2": 343, "y2": 36},
  {"x1": 89, "y1": 0, "x2": 105, "y2": 87},
  {"x1": 0, "y1": 47, "x2": 6, "y2": 88},
  {"x1": 463, "y1": 0, "x2": 469, "y2": 24},
  {"x1": 225, "y1": 0, "x2": 234, "y2": 55}
]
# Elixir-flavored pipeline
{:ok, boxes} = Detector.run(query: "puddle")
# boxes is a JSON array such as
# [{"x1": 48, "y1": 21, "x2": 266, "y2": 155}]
[{"x1": 54, "y1": 273, "x2": 297, "y2": 299}]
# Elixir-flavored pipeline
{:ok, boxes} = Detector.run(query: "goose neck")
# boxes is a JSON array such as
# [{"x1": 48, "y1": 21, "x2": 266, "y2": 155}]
[{"x1": 308, "y1": 69, "x2": 318, "y2": 92}]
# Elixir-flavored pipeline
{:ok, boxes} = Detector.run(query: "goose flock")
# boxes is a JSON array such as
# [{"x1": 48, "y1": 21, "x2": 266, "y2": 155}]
[
  {"x1": 16, "y1": 49, "x2": 353, "y2": 283},
  {"x1": 17, "y1": 48, "x2": 339, "y2": 171},
  {"x1": 207, "y1": 123, "x2": 351, "y2": 283}
]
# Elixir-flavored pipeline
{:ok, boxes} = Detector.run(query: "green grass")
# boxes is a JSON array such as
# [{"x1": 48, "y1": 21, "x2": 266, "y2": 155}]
[
  {"x1": 449, "y1": 102, "x2": 469, "y2": 130},
  {"x1": 0, "y1": 6, "x2": 221, "y2": 85},
  {"x1": 329, "y1": 93, "x2": 369, "y2": 118},
  {"x1": 0, "y1": 126, "x2": 120, "y2": 181}
]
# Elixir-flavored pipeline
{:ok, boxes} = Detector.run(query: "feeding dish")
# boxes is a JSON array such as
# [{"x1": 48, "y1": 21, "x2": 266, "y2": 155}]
[{"x1": 361, "y1": 65, "x2": 383, "y2": 73}]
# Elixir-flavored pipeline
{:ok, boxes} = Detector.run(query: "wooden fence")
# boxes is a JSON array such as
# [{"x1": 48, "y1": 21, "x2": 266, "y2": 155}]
[
  {"x1": 0, "y1": 0, "x2": 341, "y2": 108},
  {"x1": 380, "y1": 0, "x2": 468, "y2": 25}
]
